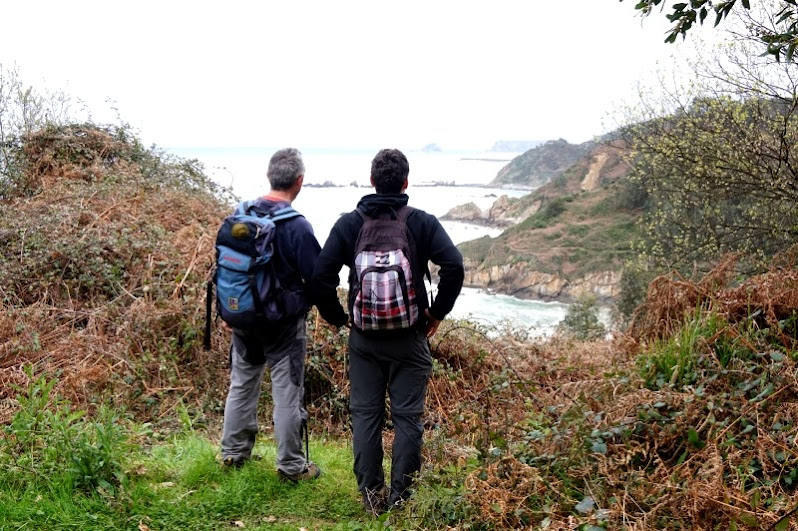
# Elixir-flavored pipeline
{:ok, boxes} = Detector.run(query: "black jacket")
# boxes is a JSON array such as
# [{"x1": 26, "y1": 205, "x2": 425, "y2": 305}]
[
  {"x1": 311, "y1": 193, "x2": 464, "y2": 328},
  {"x1": 245, "y1": 197, "x2": 320, "y2": 314}
]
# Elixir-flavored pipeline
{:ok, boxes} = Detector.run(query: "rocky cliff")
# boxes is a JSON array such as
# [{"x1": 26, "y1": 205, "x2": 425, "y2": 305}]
[
  {"x1": 458, "y1": 140, "x2": 637, "y2": 303},
  {"x1": 489, "y1": 138, "x2": 595, "y2": 188},
  {"x1": 462, "y1": 260, "x2": 622, "y2": 302},
  {"x1": 441, "y1": 194, "x2": 542, "y2": 227}
]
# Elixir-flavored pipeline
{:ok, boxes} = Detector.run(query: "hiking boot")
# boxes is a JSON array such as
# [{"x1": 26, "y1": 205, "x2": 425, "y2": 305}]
[
  {"x1": 222, "y1": 456, "x2": 246, "y2": 469},
  {"x1": 362, "y1": 485, "x2": 389, "y2": 516},
  {"x1": 278, "y1": 462, "x2": 322, "y2": 483},
  {"x1": 222, "y1": 455, "x2": 261, "y2": 469}
]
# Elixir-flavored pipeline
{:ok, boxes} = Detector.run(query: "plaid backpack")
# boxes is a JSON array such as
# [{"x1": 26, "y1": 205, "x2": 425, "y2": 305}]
[{"x1": 351, "y1": 205, "x2": 421, "y2": 332}]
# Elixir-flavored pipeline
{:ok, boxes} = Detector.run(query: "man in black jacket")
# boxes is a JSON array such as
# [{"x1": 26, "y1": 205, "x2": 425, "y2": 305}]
[{"x1": 311, "y1": 148, "x2": 464, "y2": 514}]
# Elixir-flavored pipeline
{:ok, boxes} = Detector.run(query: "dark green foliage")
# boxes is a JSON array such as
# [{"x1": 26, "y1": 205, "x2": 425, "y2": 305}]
[
  {"x1": 615, "y1": 263, "x2": 656, "y2": 323},
  {"x1": 551, "y1": 172, "x2": 568, "y2": 189},
  {"x1": 0, "y1": 209, "x2": 152, "y2": 305},
  {"x1": 0, "y1": 136, "x2": 25, "y2": 198},
  {"x1": 622, "y1": 0, "x2": 798, "y2": 61},
  {"x1": 457, "y1": 235, "x2": 494, "y2": 264},
  {"x1": 490, "y1": 139, "x2": 594, "y2": 187},
  {"x1": 0, "y1": 368, "x2": 130, "y2": 494},
  {"x1": 566, "y1": 224, "x2": 589, "y2": 237},
  {"x1": 636, "y1": 309, "x2": 778, "y2": 391},
  {"x1": 400, "y1": 466, "x2": 481, "y2": 529},
  {"x1": 517, "y1": 196, "x2": 568, "y2": 230},
  {"x1": 304, "y1": 309, "x2": 351, "y2": 428},
  {"x1": 557, "y1": 295, "x2": 606, "y2": 340},
  {"x1": 591, "y1": 178, "x2": 648, "y2": 215}
]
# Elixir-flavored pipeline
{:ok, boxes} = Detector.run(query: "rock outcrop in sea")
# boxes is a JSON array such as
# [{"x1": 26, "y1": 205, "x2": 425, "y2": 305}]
[
  {"x1": 441, "y1": 194, "x2": 544, "y2": 227},
  {"x1": 463, "y1": 263, "x2": 622, "y2": 303}
]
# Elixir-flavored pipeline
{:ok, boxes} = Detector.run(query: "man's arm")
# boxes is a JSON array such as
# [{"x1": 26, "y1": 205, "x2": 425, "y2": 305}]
[
  {"x1": 310, "y1": 223, "x2": 349, "y2": 328},
  {"x1": 425, "y1": 217, "x2": 464, "y2": 323},
  {"x1": 288, "y1": 217, "x2": 322, "y2": 285}
]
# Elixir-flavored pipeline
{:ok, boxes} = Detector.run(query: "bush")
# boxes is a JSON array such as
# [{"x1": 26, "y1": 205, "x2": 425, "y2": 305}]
[
  {"x1": 0, "y1": 367, "x2": 131, "y2": 494},
  {"x1": 0, "y1": 63, "x2": 81, "y2": 191},
  {"x1": 615, "y1": 262, "x2": 657, "y2": 324},
  {"x1": 557, "y1": 295, "x2": 606, "y2": 340},
  {"x1": 0, "y1": 120, "x2": 233, "y2": 428},
  {"x1": 517, "y1": 197, "x2": 568, "y2": 230}
]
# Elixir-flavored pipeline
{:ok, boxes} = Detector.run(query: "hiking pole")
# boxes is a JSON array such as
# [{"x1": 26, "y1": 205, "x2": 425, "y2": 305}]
[
  {"x1": 303, "y1": 418, "x2": 309, "y2": 463},
  {"x1": 303, "y1": 364, "x2": 310, "y2": 463},
  {"x1": 204, "y1": 280, "x2": 213, "y2": 350}
]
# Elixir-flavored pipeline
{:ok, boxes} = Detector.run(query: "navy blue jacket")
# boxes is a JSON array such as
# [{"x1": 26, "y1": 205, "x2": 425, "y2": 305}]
[
  {"x1": 311, "y1": 193, "x2": 464, "y2": 328},
  {"x1": 247, "y1": 197, "x2": 320, "y2": 313}
]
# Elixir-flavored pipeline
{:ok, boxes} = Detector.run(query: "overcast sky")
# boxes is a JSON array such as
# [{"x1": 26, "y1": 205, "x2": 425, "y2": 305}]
[{"x1": 0, "y1": 1, "x2": 693, "y2": 151}]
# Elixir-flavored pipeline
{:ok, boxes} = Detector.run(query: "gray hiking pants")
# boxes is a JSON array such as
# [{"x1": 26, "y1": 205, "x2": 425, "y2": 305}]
[
  {"x1": 348, "y1": 328, "x2": 432, "y2": 505},
  {"x1": 221, "y1": 317, "x2": 308, "y2": 475}
]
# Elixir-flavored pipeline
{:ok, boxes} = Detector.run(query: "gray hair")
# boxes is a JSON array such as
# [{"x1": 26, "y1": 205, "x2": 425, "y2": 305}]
[{"x1": 267, "y1": 148, "x2": 305, "y2": 190}]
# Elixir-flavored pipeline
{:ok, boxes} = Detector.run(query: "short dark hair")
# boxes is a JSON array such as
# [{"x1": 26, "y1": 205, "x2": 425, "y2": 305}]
[
  {"x1": 371, "y1": 149, "x2": 409, "y2": 194},
  {"x1": 267, "y1": 148, "x2": 304, "y2": 190}
]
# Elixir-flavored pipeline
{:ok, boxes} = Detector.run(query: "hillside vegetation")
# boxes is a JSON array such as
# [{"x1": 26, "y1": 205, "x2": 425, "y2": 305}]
[
  {"x1": 489, "y1": 138, "x2": 595, "y2": 188},
  {"x1": 460, "y1": 141, "x2": 640, "y2": 295},
  {"x1": 0, "y1": 124, "x2": 233, "y2": 424},
  {"x1": 2, "y1": 122, "x2": 798, "y2": 530}
]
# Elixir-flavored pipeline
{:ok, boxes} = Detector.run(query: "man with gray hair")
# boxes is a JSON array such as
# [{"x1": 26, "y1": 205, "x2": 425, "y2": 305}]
[{"x1": 220, "y1": 148, "x2": 322, "y2": 482}]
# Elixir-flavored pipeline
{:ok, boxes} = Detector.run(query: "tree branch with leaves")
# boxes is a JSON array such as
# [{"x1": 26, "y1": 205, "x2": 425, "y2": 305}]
[
  {"x1": 622, "y1": 0, "x2": 798, "y2": 61},
  {"x1": 618, "y1": 34, "x2": 798, "y2": 271}
]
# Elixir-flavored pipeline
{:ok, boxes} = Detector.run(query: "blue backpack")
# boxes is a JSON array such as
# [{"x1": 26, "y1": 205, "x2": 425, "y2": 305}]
[{"x1": 205, "y1": 200, "x2": 302, "y2": 342}]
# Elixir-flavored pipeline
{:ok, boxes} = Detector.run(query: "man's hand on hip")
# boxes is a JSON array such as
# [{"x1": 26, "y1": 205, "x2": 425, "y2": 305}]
[{"x1": 424, "y1": 309, "x2": 441, "y2": 338}]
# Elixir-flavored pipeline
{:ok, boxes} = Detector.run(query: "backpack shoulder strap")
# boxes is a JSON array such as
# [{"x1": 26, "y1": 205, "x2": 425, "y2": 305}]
[
  {"x1": 270, "y1": 206, "x2": 302, "y2": 223},
  {"x1": 245, "y1": 201, "x2": 301, "y2": 223},
  {"x1": 235, "y1": 200, "x2": 252, "y2": 215},
  {"x1": 396, "y1": 205, "x2": 414, "y2": 222},
  {"x1": 397, "y1": 206, "x2": 431, "y2": 283}
]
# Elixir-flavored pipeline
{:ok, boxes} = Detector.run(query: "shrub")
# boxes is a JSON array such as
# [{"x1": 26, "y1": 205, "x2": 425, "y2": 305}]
[
  {"x1": 517, "y1": 197, "x2": 568, "y2": 231},
  {"x1": 615, "y1": 262, "x2": 657, "y2": 324},
  {"x1": 557, "y1": 295, "x2": 606, "y2": 340},
  {"x1": 0, "y1": 367, "x2": 131, "y2": 494}
]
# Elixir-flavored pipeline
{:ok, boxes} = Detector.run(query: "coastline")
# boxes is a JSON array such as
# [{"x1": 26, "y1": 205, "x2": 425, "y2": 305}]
[{"x1": 302, "y1": 180, "x2": 533, "y2": 191}]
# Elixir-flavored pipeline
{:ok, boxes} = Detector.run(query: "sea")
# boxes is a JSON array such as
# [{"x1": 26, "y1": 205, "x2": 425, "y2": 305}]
[{"x1": 169, "y1": 146, "x2": 574, "y2": 338}]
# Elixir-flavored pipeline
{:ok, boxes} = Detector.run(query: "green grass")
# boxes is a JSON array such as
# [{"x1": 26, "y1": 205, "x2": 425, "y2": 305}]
[
  {"x1": 0, "y1": 433, "x2": 379, "y2": 530},
  {"x1": 637, "y1": 308, "x2": 726, "y2": 389},
  {"x1": 0, "y1": 371, "x2": 474, "y2": 530},
  {"x1": 458, "y1": 183, "x2": 641, "y2": 280}
]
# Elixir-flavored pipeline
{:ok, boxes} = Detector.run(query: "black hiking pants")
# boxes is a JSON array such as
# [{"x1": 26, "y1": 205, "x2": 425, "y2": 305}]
[{"x1": 348, "y1": 327, "x2": 432, "y2": 505}]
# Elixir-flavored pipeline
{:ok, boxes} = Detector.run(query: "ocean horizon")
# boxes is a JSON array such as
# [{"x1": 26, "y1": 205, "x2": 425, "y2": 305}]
[{"x1": 168, "y1": 146, "x2": 579, "y2": 338}]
